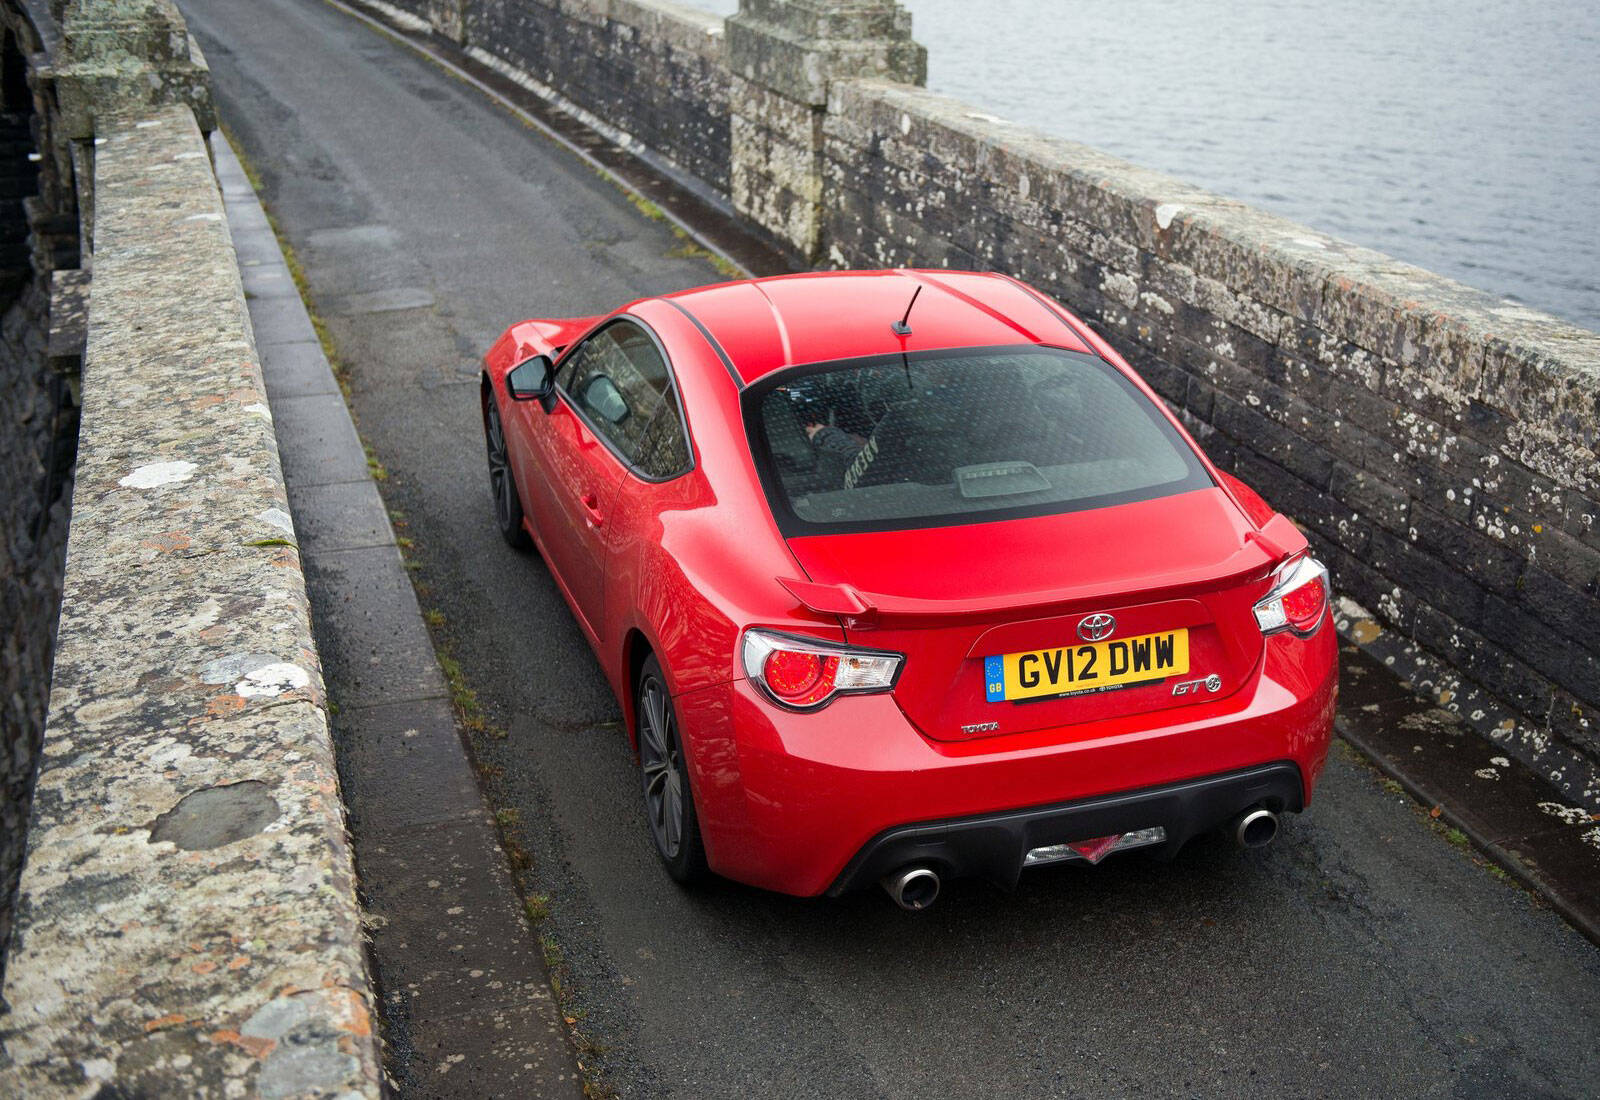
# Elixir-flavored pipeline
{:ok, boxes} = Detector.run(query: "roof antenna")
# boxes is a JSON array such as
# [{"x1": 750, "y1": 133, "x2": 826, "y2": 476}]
[{"x1": 890, "y1": 284, "x2": 921, "y2": 336}]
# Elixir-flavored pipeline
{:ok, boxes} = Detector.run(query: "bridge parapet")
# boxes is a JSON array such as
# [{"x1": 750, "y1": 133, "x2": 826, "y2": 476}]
[{"x1": 0, "y1": 1, "x2": 380, "y2": 1094}]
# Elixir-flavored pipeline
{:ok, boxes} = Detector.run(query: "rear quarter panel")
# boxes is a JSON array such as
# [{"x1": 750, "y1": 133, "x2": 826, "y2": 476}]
[{"x1": 605, "y1": 301, "x2": 842, "y2": 702}]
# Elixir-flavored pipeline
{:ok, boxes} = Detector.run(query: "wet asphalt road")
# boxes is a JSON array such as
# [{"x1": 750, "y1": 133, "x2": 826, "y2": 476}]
[{"x1": 181, "y1": 0, "x2": 1600, "y2": 1095}]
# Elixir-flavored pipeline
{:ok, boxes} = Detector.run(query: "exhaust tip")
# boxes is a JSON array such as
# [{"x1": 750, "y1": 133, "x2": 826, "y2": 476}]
[
  {"x1": 881, "y1": 865, "x2": 941, "y2": 911},
  {"x1": 1234, "y1": 807, "x2": 1279, "y2": 849}
]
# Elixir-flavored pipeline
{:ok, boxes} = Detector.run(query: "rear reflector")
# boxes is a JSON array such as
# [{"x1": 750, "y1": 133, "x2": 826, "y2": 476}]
[
  {"x1": 1253, "y1": 555, "x2": 1330, "y2": 637},
  {"x1": 1024, "y1": 827, "x2": 1167, "y2": 867}
]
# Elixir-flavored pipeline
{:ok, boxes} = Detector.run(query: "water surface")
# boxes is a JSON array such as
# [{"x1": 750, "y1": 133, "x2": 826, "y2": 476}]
[{"x1": 696, "y1": 0, "x2": 1600, "y2": 331}]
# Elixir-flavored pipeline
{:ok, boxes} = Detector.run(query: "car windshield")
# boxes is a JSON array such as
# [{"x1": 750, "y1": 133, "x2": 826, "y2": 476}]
[{"x1": 745, "y1": 345, "x2": 1212, "y2": 533}]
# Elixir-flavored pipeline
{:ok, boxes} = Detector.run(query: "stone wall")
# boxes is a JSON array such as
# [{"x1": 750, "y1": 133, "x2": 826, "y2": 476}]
[
  {"x1": 0, "y1": 279, "x2": 73, "y2": 969},
  {"x1": 374, "y1": 0, "x2": 1600, "y2": 809},
  {"x1": 0, "y1": 103, "x2": 381, "y2": 1098},
  {"x1": 0, "y1": 1, "x2": 382, "y2": 1092},
  {"x1": 465, "y1": 0, "x2": 732, "y2": 196},
  {"x1": 0, "y1": 4, "x2": 82, "y2": 971}
]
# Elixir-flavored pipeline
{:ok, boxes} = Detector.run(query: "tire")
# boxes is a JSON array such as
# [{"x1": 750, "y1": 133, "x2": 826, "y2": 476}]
[
  {"x1": 636, "y1": 654, "x2": 708, "y2": 883},
  {"x1": 484, "y1": 395, "x2": 533, "y2": 550}
]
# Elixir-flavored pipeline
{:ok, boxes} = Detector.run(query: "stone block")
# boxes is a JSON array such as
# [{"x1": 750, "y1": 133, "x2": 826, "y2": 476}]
[
  {"x1": 1563, "y1": 490, "x2": 1599, "y2": 551},
  {"x1": 53, "y1": 0, "x2": 217, "y2": 139},
  {"x1": 1521, "y1": 522, "x2": 1600, "y2": 595},
  {"x1": 1367, "y1": 525, "x2": 1488, "y2": 627},
  {"x1": 1408, "y1": 501, "x2": 1528, "y2": 598},
  {"x1": 45, "y1": 268, "x2": 88, "y2": 371},
  {"x1": 1549, "y1": 690, "x2": 1599, "y2": 760},
  {"x1": 1479, "y1": 591, "x2": 1586, "y2": 688},
  {"x1": 727, "y1": 1, "x2": 924, "y2": 107},
  {"x1": 1413, "y1": 604, "x2": 1557, "y2": 721},
  {"x1": 1514, "y1": 565, "x2": 1600, "y2": 661},
  {"x1": 1329, "y1": 461, "x2": 1411, "y2": 535},
  {"x1": 1211, "y1": 392, "x2": 1336, "y2": 490},
  {"x1": 1477, "y1": 318, "x2": 1600, "y2": 460}
]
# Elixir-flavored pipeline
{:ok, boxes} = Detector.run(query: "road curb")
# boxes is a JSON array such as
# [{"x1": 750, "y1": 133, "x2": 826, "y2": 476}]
[{"x1": 212, "y1": 131, "x2": 587, "y2": 1096}]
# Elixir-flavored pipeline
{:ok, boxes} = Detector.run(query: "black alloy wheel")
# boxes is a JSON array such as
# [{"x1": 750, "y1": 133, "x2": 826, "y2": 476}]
[
  {"x1": 484, "y1": 396, "x2": 532, "y2": 550},
  {"x1": 637, "y1": 654, "x2": 707, "y2": 883}
]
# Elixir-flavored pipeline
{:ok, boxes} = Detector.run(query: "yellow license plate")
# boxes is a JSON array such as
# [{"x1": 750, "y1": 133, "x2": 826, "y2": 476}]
[{"x1": 984, "y1": 630, "x2": 1189, "y2": 702}]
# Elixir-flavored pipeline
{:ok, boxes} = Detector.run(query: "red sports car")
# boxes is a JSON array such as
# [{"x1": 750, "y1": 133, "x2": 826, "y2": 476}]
[{"x1": 481, "y1": 270, "x2": 1336, "y2": 909}]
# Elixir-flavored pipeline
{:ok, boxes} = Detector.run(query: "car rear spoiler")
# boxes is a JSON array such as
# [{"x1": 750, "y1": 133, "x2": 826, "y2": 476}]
[{"x1": 777, "y1": 516, "x2": 1299, "y2": 627}]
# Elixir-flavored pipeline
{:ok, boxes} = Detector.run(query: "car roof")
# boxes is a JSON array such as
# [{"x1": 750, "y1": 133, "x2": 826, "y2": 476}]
[{"x1": 657, "y1": 269, "x2": 1093, "y2": 386}]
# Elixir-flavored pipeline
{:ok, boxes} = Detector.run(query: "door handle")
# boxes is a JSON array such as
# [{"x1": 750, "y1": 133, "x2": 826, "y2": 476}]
[{"x1": 580, "y1": 491, "x2": 605, "y2": 527}]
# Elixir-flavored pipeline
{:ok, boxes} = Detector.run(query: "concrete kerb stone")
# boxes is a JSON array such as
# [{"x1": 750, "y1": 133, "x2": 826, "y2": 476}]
[
  {"x1": 240, "y1": 260, "x2": 298, "y2": 299},
  {"x1": 286, "y1": 478, "x2": 396, "y2": 555},
  {"x1": 261, "y1": 340, "x2": 343, "y2": 400},
  {"x1": 0, "y1": 105, "x2": 381, "y2": 1098},
  {"x1": 247, "y1": 293, "x2": 321, "y2": 347},
  {"x1": 300, "y1": 544, "x2": 452, "y2": 709},
  {"x1": 266, "y1": 392, "x2": 371, "y2": 488},
  {"x1": 333, "y1": 697, "x2": 485, "y2": 833},
  {"x1": 230, "y1": 226, "x2": 288, "y2": 267}
]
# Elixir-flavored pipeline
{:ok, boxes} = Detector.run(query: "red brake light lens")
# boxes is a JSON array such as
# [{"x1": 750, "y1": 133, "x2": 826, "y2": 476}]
[
  {"x1": 762, "y1": 649, "x2": 838, "y2": 706},
  {"x1": 742, "y1": 630, "x2": 902, "y2": 710},
  {"x1": 1253, "y1": 555, "x2": 1330, "y2": 637},
  {"x1": 1279, "y1": 573, "x2": 1328, "y2": 632}
]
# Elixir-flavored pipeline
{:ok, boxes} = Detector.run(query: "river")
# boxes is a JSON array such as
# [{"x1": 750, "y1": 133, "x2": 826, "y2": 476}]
[{"x1": 693, "y1": 0, "x2": 1600, "y2": 332}]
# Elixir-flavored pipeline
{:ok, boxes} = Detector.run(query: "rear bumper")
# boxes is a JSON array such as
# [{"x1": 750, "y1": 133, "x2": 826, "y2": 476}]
[
  {"x1": 673, "y1": 626, "x2": 1337, "y2": 897},
  {"x1": 825, "y1": 761, "x2": 1303, "y2": 894}
]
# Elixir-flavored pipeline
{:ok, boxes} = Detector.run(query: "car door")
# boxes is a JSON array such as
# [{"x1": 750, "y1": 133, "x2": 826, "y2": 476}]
[{"x1": 522, "y1": 319, "x2": 690, "y2": 643}]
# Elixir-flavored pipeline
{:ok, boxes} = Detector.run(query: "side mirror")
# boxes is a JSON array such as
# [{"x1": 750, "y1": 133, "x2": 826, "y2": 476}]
[{"x1": 506, "y1": 355, "x2": 554, "y2": 402}]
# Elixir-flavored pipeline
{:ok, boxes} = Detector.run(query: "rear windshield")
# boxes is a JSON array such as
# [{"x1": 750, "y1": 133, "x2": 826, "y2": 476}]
[{"x1": 744, "y1": 346, "x2": 1212, "y2": 534}]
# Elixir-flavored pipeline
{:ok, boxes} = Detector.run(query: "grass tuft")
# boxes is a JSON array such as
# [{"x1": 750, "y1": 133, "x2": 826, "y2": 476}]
[
  {"x1": 363, "y1": 443, "x2": 389, "y2": 482},
  {"x1": 625, "y1": 191, "x2": 665, "y2": 221}
]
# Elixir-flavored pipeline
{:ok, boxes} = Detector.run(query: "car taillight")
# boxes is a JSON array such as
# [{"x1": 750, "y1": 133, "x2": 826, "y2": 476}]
[
  {"x1": 1253, "y1": 555, "x2": 1330, "y2": 637},
  {"x1": 741, "y1": 629, "x2": 902, "y2": 710}
]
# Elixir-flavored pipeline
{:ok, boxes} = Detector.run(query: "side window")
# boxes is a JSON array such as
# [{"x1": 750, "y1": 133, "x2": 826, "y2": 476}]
[{"x1": 559, "y1": 321, "x2": 691, "y2": 479}]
